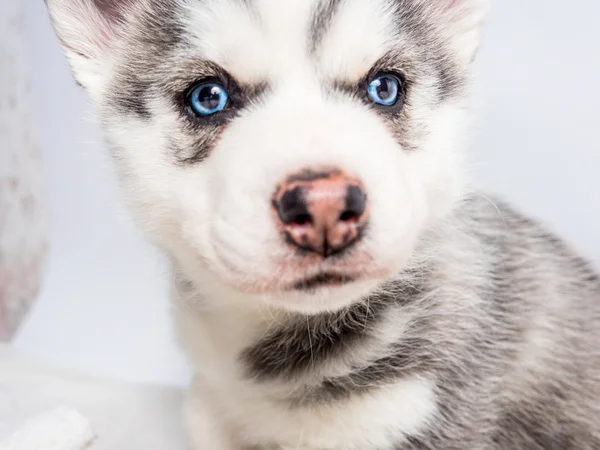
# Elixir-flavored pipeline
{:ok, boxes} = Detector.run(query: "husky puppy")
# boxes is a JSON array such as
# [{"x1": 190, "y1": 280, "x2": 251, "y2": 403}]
[{"x1": 45, "y1": 0, "x2": 600, "y2": 448}]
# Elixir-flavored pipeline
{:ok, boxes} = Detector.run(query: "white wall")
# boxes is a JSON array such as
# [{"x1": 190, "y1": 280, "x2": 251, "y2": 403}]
[
  {"x1": 14, "y1": 0, "x2": 600, "y2": 386},
  {"x1": 471, "y1": 1, "x2": 600, "y2": 259},
  {"x1": 13, "y1": 1, "x2": 190, "y2": 386}
]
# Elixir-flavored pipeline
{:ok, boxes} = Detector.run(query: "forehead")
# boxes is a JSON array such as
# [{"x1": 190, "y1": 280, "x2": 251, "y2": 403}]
[{"x1": 183, "y1": 0, "x2": 397, "y2": 82}]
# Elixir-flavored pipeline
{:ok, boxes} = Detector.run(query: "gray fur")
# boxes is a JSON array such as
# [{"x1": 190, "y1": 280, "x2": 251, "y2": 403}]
[
  {"x1": 389, "y1": 0, "x2": 468, "y2": 101},
  {"x1": 243, "y1": 194, "x2": 600, "y2": 448},
  {"x1": 308, "y1": 0, "x2": 346, "y2": 54},
  {"x1": 92, "y1": 0, "x2": 138, "y2": 22}
]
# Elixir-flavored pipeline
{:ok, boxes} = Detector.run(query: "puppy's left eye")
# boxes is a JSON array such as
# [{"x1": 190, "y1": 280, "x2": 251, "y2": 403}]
[
  {"x1": 367, "y1": 74, "x2": 402, "y2": 106},
  {"x1": 188, "y1": 82, "x2": 229, "y2": 116}
]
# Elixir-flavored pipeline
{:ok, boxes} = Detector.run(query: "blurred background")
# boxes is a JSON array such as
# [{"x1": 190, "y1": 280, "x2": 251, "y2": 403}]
[{"x1": 2, "y1": 0, "x2": 600, "y2": 388}]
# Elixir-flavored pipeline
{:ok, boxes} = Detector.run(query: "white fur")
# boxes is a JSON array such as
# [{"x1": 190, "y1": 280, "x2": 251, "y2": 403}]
[
  {"x1": 45, "y1": 0, "x2": 489, "y2": 448},
  {"x1": 185, "y1": 375, "x2": 436, "y2": 450}
]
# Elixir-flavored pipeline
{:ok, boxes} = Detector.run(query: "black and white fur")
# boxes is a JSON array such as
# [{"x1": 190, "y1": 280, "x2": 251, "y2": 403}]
[{"x1": 45, "y1": 0, "x2": 600, "y2": 448}]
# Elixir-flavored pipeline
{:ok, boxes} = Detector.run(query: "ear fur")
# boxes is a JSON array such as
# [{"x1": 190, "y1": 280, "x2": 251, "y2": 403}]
[
  {"x1": 415, "y1": 0, "x2": 490, "y2": 64},
  {"x1": 437, "y1": 0, "x2": 490, "y2": 63},
  {"x1": 45, "y1": 0, "x2": 137, "y2": 89}
]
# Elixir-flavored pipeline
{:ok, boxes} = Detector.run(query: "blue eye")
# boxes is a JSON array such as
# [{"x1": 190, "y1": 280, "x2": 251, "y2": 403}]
[
  {"x1": 367, "y1": 74, "x2": 401, "y2": 106},
  {"x1": 189, "y1": 82, "x2": 229, "y2": 116}
]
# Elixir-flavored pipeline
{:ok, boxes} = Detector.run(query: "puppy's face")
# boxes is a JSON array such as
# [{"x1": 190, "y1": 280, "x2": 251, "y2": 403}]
[{"x1": 47, "y1": 0, "x2": 488, "y2": 313}]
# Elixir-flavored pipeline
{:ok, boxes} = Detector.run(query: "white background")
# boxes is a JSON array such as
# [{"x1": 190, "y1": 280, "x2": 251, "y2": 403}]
[{"x1": 14, "y1": 0, "x2": 600, "y2": 387}]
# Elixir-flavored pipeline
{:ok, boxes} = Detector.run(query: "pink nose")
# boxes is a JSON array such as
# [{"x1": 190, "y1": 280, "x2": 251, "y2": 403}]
[{"x1": 273, "y1": 169, "x2": 369, "y2": 257}]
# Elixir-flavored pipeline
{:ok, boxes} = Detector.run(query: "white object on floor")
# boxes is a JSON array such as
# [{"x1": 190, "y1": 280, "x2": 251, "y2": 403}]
[
  {"x1": 0, "y1": 407, "x2": 95, "y2": 450},
  {"x1": 0, "y1": 345, "x2": 189, "y2": 450}
]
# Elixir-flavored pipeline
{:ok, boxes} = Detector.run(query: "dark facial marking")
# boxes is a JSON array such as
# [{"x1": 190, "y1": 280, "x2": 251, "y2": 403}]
[
  {"x1": 390, "y1": 0, "x2": 467, "y2": 102},
  {"x1": 105, "y1": 1, "x2": 185, "y2": 119},
  {"x1": 172, "y1": 129, "x2": 222, "y2": 165},
  {"x1": 308, "y1": 0, "x2": 345, "y2": 54},
  {"x1": 110, "y1": 78, "x2": 153, "y2": 119}
]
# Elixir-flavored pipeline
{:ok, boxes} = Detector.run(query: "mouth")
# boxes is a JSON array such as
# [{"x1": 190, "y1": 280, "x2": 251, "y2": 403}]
[{"x1": 288, "y1": 272, "x2": 357, "y2": 292}]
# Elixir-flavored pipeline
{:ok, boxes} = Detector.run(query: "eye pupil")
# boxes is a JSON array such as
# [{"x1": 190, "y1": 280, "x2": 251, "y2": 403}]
[
  {"x1": 376, "y1": 79, "x2": 392, "y2": 100},
  {"x1": 201, "y1": 86, "x2": 222, "y2": 109},
  {"x1": 189, "y1": 82, "x2": 229, "y2": 116}
]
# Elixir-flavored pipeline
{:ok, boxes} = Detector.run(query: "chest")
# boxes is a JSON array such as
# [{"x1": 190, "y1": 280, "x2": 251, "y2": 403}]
[{"x1": 206, "y1": 371, "x2": 438, "y2": 450}]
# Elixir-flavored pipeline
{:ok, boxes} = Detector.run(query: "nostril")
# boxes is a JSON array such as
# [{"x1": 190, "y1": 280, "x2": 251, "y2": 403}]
[
  {"x1": 339, "y1": 210, "x2": 359, "y2": 223},
  {"x1": 292, "y1": 213, "x2": 313, "y2": 226},
  {"x1": 277, "y1": 186, "x2": 312, "y2": 225},
  {"x1": 342, "y1": 185, "x2": 367, "y2": 221}
]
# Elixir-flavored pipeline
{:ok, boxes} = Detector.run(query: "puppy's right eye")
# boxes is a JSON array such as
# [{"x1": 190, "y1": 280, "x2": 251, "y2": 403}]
[{"x1": 188, "y1": 82, "x2": 229, "y2": 116}]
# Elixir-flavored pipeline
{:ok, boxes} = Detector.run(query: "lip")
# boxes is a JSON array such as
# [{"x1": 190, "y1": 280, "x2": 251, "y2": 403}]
[
  {"x1": 288, "y1": 272, "x2": 357, "y2": 292},
  {"x1": 231, "y1": 264, "x2": 392, "y2": 295}
]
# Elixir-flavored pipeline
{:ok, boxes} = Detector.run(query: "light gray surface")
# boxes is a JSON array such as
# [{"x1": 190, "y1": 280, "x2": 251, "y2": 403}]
[
  {"x1": 0, "y1": 346, "x2": 188, "y2": 450},
  {"x1": 14, "y1": 0, "x2": 600, "y2": 386}
]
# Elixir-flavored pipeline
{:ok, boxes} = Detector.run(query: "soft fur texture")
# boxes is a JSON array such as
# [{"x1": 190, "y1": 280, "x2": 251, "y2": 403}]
[{"x1": 45, "y1": 0, "x2": 600, "y2": 449}]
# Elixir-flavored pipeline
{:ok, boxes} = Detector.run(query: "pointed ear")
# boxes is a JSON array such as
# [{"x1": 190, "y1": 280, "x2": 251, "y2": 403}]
[
  {"x1": 432, "y1": 0, "x2": 490, "y2": 64},
  {"x1": 45, "y1": 0, "x2": 137, "y2": 89}
]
